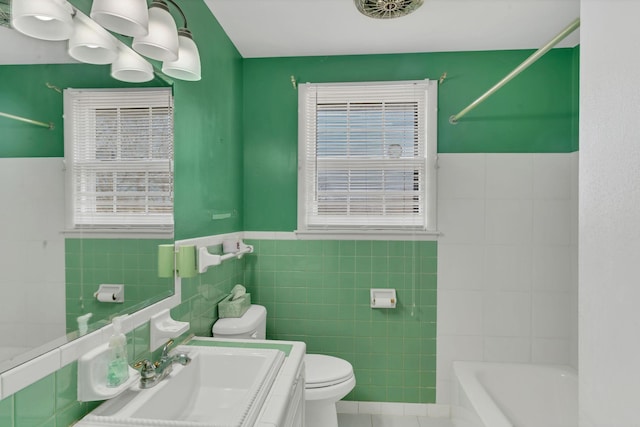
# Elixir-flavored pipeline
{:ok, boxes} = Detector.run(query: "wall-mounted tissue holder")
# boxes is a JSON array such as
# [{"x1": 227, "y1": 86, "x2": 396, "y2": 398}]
[
  {"x1": 94, "y1": 284, "x2": 124, "y2": 303},
  {"x1": 370, "y1": 288, "x2": 397, "y2": 308},
  {"x1": 198, "y1": 239, "x2": 254, "y2": 273}
]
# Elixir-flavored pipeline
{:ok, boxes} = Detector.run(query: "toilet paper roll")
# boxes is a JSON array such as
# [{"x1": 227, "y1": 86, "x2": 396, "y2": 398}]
[
  {"x1": 96, "y1": 292, "x2": 117, "y2": 302},
  {"x1": 372, "y1": 297, "x2": 395, "y2": 308}
]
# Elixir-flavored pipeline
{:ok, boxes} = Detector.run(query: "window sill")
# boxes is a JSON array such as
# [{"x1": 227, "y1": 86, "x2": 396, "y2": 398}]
[{"x1": 294, "y1": 229, "x2": 440, "y2": 241}]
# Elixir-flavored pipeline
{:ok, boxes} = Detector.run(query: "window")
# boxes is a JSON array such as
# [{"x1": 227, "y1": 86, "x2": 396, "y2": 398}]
[
  {"x1": 64, "y1": 88, "x2": 174, "y2": 235},
  {"x1": 297, "y1": 80, "x2": 437, "y2": 233}
]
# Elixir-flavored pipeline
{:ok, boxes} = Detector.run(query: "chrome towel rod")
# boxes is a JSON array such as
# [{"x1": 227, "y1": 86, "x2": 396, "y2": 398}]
[
  {"x1": 0, "y1": 110, "x2": 54, "y2": 129},
  {"x1": 450, "y1": 17, "x2": 580, "y2": 125}
]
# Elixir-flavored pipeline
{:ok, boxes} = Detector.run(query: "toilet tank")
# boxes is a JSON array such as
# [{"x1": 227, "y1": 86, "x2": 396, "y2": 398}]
[{"x1": 212, "y1": 304, "x2": 267, "y2": 339}]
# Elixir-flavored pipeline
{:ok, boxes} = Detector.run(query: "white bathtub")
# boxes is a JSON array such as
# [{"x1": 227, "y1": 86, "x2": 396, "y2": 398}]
[{"x1": 450, "y1": 361, "x2": 578, "y2": 427}]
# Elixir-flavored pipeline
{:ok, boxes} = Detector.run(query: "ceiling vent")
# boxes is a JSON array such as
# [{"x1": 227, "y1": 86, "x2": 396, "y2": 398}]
[{"x1": 354, "y1": 0, "x2": 424, "y2": 19}]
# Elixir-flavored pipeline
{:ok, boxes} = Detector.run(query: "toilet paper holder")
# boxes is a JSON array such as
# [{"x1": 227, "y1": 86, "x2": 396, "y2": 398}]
[
  {"x1": 94, "y1": 284, "x2": 124, "y2": 303},
  {"x1": 370, "y1": 288, "x2": 397, "y2": 308}
]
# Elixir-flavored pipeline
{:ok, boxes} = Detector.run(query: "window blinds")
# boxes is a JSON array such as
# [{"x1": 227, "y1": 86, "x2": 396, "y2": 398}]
[
  {"x1": 298, "y1": 81, "x2": 436, "y2": 230},
  {"x1": 64, "y1": 88, "x2": 174, "y2": 232}
]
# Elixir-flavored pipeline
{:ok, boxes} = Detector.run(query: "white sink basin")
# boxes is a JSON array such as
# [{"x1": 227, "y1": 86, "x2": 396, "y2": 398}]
[{"x1": 82, "y1": 345, "x2": 285, "y2": 427}]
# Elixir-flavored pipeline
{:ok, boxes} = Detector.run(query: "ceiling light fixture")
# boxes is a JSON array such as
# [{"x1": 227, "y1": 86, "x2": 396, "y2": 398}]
[
  {"x1": 111, "y1": 46, "x2": 154, "y2": 83},
  {"x1": 11, "y1": 0, "x2": 74, "y2": 41},
  {"x1": 68, "y1": 13, "x2": 118, "y2": 65},
  {"x1": 354, "y1": 0, "x2": 424, "y2": 19},
  {"x1": 162, "y1": 28, "x2": 201, "y2": 81},
  {"x1": 90, "y1": 0, "x2": 149, "y2": 38},
  {"x1": 132, "y1": 0, "x2": 179, "y2": 62},
  {"x1": 160, "y1": 1, "x2": 201, "y2": 83},
  {"x1": 11, "y1": 0, "x2": 200, "y2": 82}
]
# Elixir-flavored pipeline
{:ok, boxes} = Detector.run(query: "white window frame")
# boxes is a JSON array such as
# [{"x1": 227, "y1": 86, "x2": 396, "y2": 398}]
[
  {"x1": 63, "y1": 88, "x2": 174, "y2": 237},
  {"x1": 296, "y1": 80, "x2": 438, "y2": 237}
]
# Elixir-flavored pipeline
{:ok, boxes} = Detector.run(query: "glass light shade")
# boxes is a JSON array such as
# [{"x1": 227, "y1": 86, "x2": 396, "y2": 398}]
[
  {"x1": 90, "y1": 0, "x2": 148, "y2": 37},
  {"x1": 132, "y1": 2, "x2": 179, "y2": 62},
  {"x1": 68, "y1": 15, "x2": 118, "y2": 65},
  {"x1": 111, "y1": 48, "x2": 154, "y2": 83},
  {"x1": 161, "y1": 29, "x2": 201, "y2": 81},
  {"x1": 11, "y1": 0, "x2": 74, "y2": 41}
]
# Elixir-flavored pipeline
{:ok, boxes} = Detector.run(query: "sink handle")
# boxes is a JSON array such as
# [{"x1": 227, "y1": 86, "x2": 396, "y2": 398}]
[{"x1": 134, "y1": 359, "x2": 156, "y2": 379}]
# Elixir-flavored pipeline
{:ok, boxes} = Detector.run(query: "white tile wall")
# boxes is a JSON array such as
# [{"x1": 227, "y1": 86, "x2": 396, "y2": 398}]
[
  {"x1": 436, "y1": 153, "x2": 578, "y2": 403},
  {"x1": 0, "y1": 158, "x2": 66, "y2": 352},
  {"x1": 482, "y1": 291, "x2": 531, "y2": 337},
  {"x1": 485, "y1": 199, "x2": 533, "y2": 244},
  {"x1": 437, "y1": 199, "x2": 486, "y2": 244},
  {"x1": 485, "y1": 154, "x2": 533, "y2": 199},
  {"x1": 437, "y1": 154, "x2": 486, "y2": 200},
  {"x1": 437, "y1": 245, "x2": 485, "y2": 291},
  {"x1": 437, "y1": 291, "x2": 483, "y2": 336},
  {"x1": 569, "y1": 153, "x2": 578, "y2": 370},
  {"x1": 483, "y1": 245, "x2": 532, "y2": 291},
  {"x1": 483, "y1": 337, "x2": 531, "y2": 362}
]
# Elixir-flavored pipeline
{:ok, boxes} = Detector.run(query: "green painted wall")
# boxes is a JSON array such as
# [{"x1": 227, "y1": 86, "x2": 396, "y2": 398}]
[
  {"x1": 0, "y1": 64, "x2": 166, "y2": 158},
  {"x1": 171, "y1": 1, "x2": 245, "y2": 240},
  {"x1": 244, "y1": 239, "x2": 437, "y2": 402},
  {"x1": 242, "y1": 49, "x2": 578, "y2": 231}
]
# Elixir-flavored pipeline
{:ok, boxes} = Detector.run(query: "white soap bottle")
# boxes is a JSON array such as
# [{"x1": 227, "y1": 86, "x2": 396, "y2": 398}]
[{"x1": 106, "y1": 316, "x2": 130, "y2": 387}]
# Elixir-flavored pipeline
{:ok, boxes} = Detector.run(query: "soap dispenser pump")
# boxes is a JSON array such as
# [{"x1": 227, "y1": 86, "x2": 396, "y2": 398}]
[{"x1": 106, "y1": 315, "x2": 130, "y2": 387}]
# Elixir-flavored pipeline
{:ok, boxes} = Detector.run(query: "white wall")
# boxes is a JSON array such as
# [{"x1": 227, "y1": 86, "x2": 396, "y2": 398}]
[
  {"x1": 436, "y1": 152, "x2": 578, "y2": 403},
  {"x1": 579, "y1": 1, "x2": 640, "y2": 425},
  {"x1": 0, "y1": 158, "x2": 66, "y2": 360}
]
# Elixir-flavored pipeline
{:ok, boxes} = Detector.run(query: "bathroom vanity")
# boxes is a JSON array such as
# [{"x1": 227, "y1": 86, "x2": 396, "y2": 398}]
[{"x1": 74, "y1": 338, "x2": 306, "y2": 427}]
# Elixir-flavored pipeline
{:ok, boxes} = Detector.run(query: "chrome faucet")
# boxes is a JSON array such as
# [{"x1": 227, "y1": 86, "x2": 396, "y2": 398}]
[{"x1": 134, "y1": 339, "x2": 191, "y2": 389}]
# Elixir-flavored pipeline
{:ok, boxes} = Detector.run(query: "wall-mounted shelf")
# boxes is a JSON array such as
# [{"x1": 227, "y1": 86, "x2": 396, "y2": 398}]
[
  {"x1": 150, "y1": 309, "x2": 189, "y2": 351},
  {"x1": 77, "y1": 342, "x2": 139, "y2": 402}
]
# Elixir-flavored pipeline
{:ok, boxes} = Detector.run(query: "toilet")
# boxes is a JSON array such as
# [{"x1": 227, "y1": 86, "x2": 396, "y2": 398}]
[
  {"x1": 212, "y1": 304, "x2": 356, "y2": 427},
  {"x1": 212, "y1": 304, "x2": 267, "y2": 339}
]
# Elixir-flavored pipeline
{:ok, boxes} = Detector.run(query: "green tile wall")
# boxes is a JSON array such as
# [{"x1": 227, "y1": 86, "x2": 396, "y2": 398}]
[
  {"x1": 65, "y1": 239, "x2": 174, "y2": 333},
  {"x1": 0, "y1": 64, "x2": 168, "y2": 159},
  {"x1": 244, "y1": 239, "x2": 438, "y2": 403}
]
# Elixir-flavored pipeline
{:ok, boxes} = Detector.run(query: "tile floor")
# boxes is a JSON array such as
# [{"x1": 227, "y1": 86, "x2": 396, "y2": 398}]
[{"x1": 338, "y1": 413, "x2": 455, "y2": 427}]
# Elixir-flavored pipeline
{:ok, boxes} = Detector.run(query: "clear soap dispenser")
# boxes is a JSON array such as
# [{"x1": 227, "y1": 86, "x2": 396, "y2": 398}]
[{"x1": 106, "y1": 315, "x2": 130, "y2": 387}]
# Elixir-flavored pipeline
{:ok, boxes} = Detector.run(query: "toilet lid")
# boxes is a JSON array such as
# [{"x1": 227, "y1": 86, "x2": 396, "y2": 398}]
[{"x1": 305, "y1": 354, "x2": 354, "y2": 389}]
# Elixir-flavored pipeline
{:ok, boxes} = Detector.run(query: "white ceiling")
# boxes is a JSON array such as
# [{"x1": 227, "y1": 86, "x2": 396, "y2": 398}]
[
  {"x1": 0, "y1": 0, "x2": 580, "y2": 65},
  {"x1": 204, "y1": 0, "x2": 580, "y2": 58}
]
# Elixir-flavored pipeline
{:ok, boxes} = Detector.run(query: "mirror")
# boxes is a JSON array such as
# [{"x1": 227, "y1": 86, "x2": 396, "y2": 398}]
[{"x1": 0, "y1": 10, "x2": 175, "y2": 373}]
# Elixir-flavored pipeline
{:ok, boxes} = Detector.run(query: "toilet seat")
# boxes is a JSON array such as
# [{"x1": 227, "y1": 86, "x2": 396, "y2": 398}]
[
  {"x1": 305, "y1": 374, "x2": 356, "y2": 402},
  {"x1": 305, "y1": 354, "x2": 354, "y2": 389}
]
